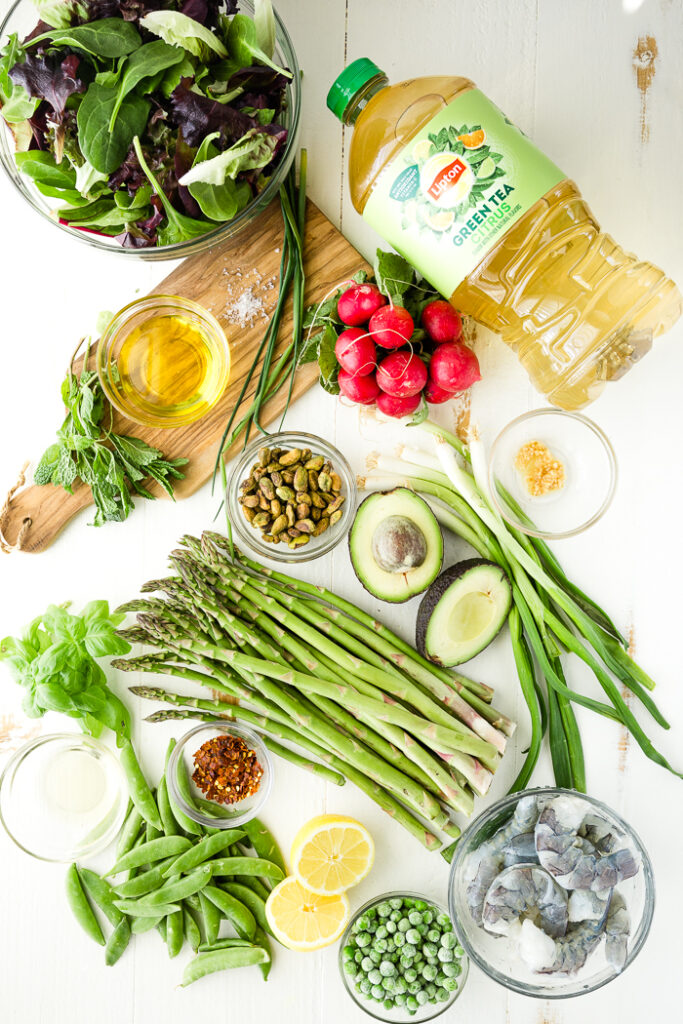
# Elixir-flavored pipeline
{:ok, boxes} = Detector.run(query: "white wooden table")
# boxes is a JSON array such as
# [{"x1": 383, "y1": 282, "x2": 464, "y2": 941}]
[{"x1": 1, "y1": 1, "x2": 682, "y2": 1021}]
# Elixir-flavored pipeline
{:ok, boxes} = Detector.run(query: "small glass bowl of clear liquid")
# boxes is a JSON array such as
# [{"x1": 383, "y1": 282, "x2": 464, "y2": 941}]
[{"x1": 0, "y1": 733, "x2": 128, "y2": 862}]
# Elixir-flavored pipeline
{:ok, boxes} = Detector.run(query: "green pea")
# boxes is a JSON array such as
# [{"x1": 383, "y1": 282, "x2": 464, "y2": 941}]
[
  {"x1": 404, "y1": 968, "x2": 417, "y2": 983},
  {"x1": 375, "y1": 924, "x2": 388, "y2": 940},
  {"x1": 385, "y1": 920, "x2": 397, "y2": 934},
  {"x1": 422, "y1": 963, "x2": 437, "y2": 981},
  {"x1": 356, "y1": 916, "x2": 371, "y2": 931},
  {"x1": 408, "y1": 910, "x2": 422, "y2": 926},
  {"x1": 406, "y1": 995, "x2": 419, "y2": 1011},
  {"x1": 417, "y1": 990, "x2": 429, "y2": 1006},
  {"x1": 181, "y1": 946, "x2": 269, "y2": 987},
  {"x1": 371, "y1": 984, "x2": 384, "y2": 1000},
  {"x1": 379, "y1": 960, "x2": 395, "y2": 977},
  {"x1": 427, "y1": 928, "x2": 441, "y2": 943},
  {"x1": 422, "y1": 910, "x2": 434, "y2": 924},
  {"x1": 395, "y1": 993, "x2": 406, "y2": 1007},
  {"x1": 440, "y1": 931, "x2": 457, "y2": 949},
  {"x1": 443, "y1": 976, "x2": 459, "y2": 992},
  {"x1": 356, "y1": 931, "x2": 371, "y2": 948},
  {"x1": 406, "y1": 928, "x2": 420, "y2": 945},
  {"x1": 414, "y1": 900, "x2": 427, "y2": 911},
  {"x1": 423, "y1": 942, "x2": 438, "y2": 958},
  {"x1": 359, "y1": 979, "x2": 372, "y2": 995},
  {"x1": 436, "y1": 986, "x2": 450, "y2": 1001},
  {"x1": 377, "y1": 902, "x2": 391, "y2": 918},
  {"x1": 398, "y1": 918, "x2": 410, "y2": 933},
  {"x1": 65, "y1": 864, "x2": 105, "y2": 946},
  {"x1": 104, "y1": 917, "x2": 131, "y2": 966},
  {"x1": 354, "y1": 950, "x2": 363, "y2": 964},
  {"x1": 426, "y1": 982, "x2": 437, "y2": 998},
  {"x1": 394, "y1": 933, "x2": 405, "y2": 948},
  {"x1": 368, "y1": 968, "x2": 382, "y2": 985},
  {"x1": 361, "y1": 955, "x2": 374, "y2": 972},
  {"x1": 438, "y1": 946, "x2": 454, "y2": 963},
  {"x1": 389, "y1": 898, "x2": 403, "y2": 910}
]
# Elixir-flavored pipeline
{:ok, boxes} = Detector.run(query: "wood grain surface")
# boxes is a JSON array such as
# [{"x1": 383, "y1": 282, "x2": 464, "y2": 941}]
[{"x1": 0, "y1": 199, "x2": 368, "y2": 553}]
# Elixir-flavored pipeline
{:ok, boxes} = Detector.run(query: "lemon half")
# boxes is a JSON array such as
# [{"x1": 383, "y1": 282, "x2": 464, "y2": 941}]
[
  {"x1": 290, "y1": 814, "x2": 375, "y2": 896},
  {"x1": 265, "y1": 877, "x2": 350, "y2": 952}
]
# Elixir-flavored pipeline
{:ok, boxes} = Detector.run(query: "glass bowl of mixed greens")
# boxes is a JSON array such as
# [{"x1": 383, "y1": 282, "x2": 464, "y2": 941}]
[{"x1": 0, "y1": 0, "x2": 300, "y2": 258}]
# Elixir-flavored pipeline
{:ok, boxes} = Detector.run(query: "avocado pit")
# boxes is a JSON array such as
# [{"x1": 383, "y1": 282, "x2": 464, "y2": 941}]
[{"x1": 371, "y1": 515, "x2": 427, "y2": 573}]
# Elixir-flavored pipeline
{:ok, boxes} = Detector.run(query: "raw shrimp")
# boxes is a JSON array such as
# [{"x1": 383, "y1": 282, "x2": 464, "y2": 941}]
[
  {"x1": 466, "y1": 795, "x2": 541, "y2": 923},
  {"x1": 605, "y1": 891, "x2": 630, "y2": 972},
  {"x1": 537, "y1": 917, "x2": 605, "y2": 975},
  {"x1": 535, "y1": 797, "x2": 640, "y2": 891},
  {"x1": 567, "y1": 888, "x2": 611, "y2": 924},
  {"x1": 503, "y1": 832, "x2": 538, "y2": 867},
  {"x1": 482, "y1": 864, "x2": 568, "y2": 939}
]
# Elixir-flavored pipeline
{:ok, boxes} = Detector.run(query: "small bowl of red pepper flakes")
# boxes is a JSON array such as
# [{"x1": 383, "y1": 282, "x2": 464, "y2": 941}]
[{"x1": 167, "y1": 723, "x2": 273, "y2": 829}]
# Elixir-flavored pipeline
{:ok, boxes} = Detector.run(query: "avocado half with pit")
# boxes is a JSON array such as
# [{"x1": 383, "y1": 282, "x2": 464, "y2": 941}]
[
  {"x1": 349, "y1": 488, "x2": 443, "y2": 603},
  {"x1": 416, "y1": 559, "x2": 512, "y2": 666}
]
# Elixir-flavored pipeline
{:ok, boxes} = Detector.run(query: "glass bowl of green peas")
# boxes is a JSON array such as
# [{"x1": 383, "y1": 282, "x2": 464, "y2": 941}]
[{"x1": 339, "y1": 891, "x2": 469, "y2": 1021}]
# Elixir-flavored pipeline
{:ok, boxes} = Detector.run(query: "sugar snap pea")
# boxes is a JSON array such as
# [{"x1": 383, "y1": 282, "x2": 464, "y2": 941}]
[
  {"x1": 235, "y1": 875, "x2": 272, "y2": 901},
  {"x1": 183, "y1": 905, "x2": 202, "y2": 952},
  {"x1": 165, "y1": 738, "x2": 203, "y2": 837},
  {"x1": 131, "y1": 914, "x2": 164, "y2": 934},
  {"x1": 166, "y1": 908, "x2": 184, "y2": 958},
  {"x1": 241, "y1": 818, "x2": 286, "y2": 874},
  {"x1": 65, "y1": 864, "x2": 105, "y2": 946},
  {"x1": 199, "y1": 890, "x2": 221, "y2": 946},
  {"x1": 254, "y1": 925, "x2": 273, "y2": 981},
  {"x1": 140, "y1": 864, "x2": 212, "y2": 907},
  {"x1": 157, "y1": 918, "x2": 167, "y2": 942},
  {"x1": 113, "y1": 856, "x2": 178, "y2": 899},
  {"x1": 105, "y1": 917, "x2": 131, "y2": 966},
  {"x1": 157, "y1": 776, "x2": 181, "y2": 837},
  {"x1": 120, "y1": 739, "x2": 162, "y2": 831},
  {"x1": 221, "y1": 883, "x2": 271, "y2": 936},
  {"x1": 162, "y1": 829, "x2": 244, "y2": 878},
  {"x1": 198, "y1": 938, "x2": 253, "y2": 952},
  {"x1": 79, "y1": 868, "x2": 124, "y2": 927},
  {"x1": 204, "y1": 885, "x2": 256, "y2": 940},
  {"x1": 108, "y1": 835, "x2": 192, "y2": 875},
  {"x1": 113, "y1": 899, "x2": 181, "y2": 918},
  {"x1": 116, "y1": 802, "x2": 144, "y2": 860},
  {"x1": 210, "y1": 857, "x2": 284, "y2": 882},
  {"x1": 181, "y1": 946, "x2": 269, "y2": 987},
  {"x1": 145, "y1": 821, "x2": 163, "y2": 843}
]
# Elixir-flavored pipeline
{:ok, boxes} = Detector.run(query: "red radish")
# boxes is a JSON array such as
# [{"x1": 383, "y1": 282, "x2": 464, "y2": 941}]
[
  {"x1": 337, "y1": 283, "x2": 387, "y2": 326},
  {"x1": 368, "y1": 305, "x2": 414, "y2": 349},
  {"x1": 376, "y1": 392, "x2": 422, "y2": 418},
  {"x1": 430, "y1": 342, "x2": 481, "y2": 392},
  {"x1": 376, "y1": 351, "x2": 428, "y2": 398},
  {"x1": 335, "y1": 328, "x2": 376, "y2": 375},
  {"x1": 338, "y1": 369, "x2": 380, "y2": 405},
  {"x1": 424, "y1": 379, "x2": 456, "y2": 404},
  {"x1": 421, "y1": 300, "x2": 463, "y2": 344}
]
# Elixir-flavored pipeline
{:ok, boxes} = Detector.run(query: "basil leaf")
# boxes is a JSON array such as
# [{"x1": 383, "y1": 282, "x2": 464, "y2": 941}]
[
  {"x1": 108, "y1": 40, "x2": 185, "y2": 130},
  {"x1": 77, "y1": 82, "x2": 149, "y2": 173},
  {"x1": 27, "y1": 19, "x2": 142, "y2": 60}
]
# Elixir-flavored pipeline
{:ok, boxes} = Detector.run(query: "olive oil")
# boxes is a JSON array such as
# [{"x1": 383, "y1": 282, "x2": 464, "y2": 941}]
[
  {"x1": 98, "y1": 296, "x2": 230, "y2": 428},
  {"x1": 329, "y1": 61, "x2": 681, "y2": 409}
]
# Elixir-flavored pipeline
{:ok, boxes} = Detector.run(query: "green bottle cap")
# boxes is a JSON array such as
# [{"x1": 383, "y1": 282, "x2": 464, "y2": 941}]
[{"x1": 327, "y1": 58, "x2": 384, "y2": 121}]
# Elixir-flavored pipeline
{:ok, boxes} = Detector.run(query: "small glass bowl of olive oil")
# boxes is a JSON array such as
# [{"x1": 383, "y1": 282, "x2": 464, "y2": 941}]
[{"x1": 97, "y1": 295, "x2": 230, "y2": 429}]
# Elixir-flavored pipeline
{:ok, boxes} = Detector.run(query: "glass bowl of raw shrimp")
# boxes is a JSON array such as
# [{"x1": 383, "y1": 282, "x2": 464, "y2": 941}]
[{"x1": 448, "y1": 787, "x2": 655, "y2": 998}]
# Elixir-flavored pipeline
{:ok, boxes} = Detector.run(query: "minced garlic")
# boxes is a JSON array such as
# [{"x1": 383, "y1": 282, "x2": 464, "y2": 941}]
[{"x1": 514, "y1": 440, "x2": 565, "y2": 497}]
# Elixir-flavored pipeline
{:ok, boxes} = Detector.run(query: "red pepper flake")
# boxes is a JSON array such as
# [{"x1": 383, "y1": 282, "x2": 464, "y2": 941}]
[{"x1": 192, "y1": 734, "x2": 263, "y2": 805}]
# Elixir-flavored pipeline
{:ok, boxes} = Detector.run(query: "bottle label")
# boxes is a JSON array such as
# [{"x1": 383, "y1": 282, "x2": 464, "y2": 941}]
[{"x1": 362, "y1": 88, "x2": 565, "y2": 295}]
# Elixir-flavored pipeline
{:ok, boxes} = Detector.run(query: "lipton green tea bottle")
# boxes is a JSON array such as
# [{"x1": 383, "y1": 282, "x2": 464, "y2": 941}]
[{"x1": 327, "y1": 59, "x2": 681, "y2": 409}]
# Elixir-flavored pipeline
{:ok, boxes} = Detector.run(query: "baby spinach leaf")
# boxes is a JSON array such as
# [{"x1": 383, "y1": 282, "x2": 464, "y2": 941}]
[
  {"x1": 109, "y1": 41, "x2": 185, "y2": 130},
  {"x1": 27, "y1": 19, "x2": 142, "y2": 60},
  {"x1": 140, "y1": 11, "x2": 227, "y2": 61},
  {"x1": 15, "y1": 149, "x2": 77, "y2": 189},
  {"x1": 132, "y1": 135, "x2": 213, "y2": 244},
  {"x1": 227, "y1": 14, "x2": 291, "y2": 79},
  {"x1": 159, "y1": 53, "x2": 196, "y2": 98},
  {"x1": 78, "y1": 82, "x2": 150, "y2": 173}
]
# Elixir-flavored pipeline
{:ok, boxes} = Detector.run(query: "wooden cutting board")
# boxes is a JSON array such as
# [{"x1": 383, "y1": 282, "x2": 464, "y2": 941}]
[{"x1": 0, "y1": 199, "x2": 368, "y2": 554}]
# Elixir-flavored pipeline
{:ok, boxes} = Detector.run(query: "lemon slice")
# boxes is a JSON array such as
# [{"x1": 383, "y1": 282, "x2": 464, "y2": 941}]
[
  {"x1": 265, "y1": 877, "x2": 350, "y2": 951},
  {"x1": 290, "y1": 815, "x2": 375, "y2": 895}
]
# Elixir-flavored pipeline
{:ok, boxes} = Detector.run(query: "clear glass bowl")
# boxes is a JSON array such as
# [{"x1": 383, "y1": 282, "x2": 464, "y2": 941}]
[
  {"x1": 227, "y1": 431, "x2": 357, "y2": 563},
  {"x1": 448, "y1": 787, "x2": 655, "y2": 999},
  {"x1": 97, "y1": 294, "x2": 230, "y2": 428},
  {"x1": 0, "y1": 733, "x2": 128, "y2": 862},
  {"x1": 167, "y1": 722, "x2": 272, "y2": 829},
  {"x1": 0, "y1": 0, "x2": 301, "y2": 260},
  {"x1": 488, "y1": 409, "x2": 617, "y2": 539},
  {"x1": 339, "y1": 891, "x2": 469, "y2": 1023}
]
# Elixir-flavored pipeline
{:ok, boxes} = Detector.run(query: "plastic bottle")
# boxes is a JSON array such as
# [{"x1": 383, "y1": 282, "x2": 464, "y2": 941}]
[{"x1": 327, "y1": 59, "x2": 681, "y2": 409}]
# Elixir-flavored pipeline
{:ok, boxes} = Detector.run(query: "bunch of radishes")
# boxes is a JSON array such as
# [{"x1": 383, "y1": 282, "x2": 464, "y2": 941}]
[{"x1": 333, "y1": 283, "x2": 481, "y2": 418}]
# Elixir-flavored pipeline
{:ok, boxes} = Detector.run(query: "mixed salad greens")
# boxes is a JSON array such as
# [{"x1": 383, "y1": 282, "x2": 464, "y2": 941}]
[{"x1": 0, "y1": 0, "x2": 291, "y2": 247}]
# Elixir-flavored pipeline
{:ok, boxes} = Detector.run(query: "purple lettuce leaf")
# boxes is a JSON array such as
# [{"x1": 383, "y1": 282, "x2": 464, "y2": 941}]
[
  {"x1": 170, "y1": 78, "x2": 256, "y2": 147},
  {"x1": 9, "y1": 53, "x2": 84, "y2": 121}
]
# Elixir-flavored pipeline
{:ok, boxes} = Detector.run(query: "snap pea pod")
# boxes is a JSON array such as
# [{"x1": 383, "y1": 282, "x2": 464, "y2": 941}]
[
  {"x1": 221, "y1": 883, "x2": 271, "y2": 936},
  {"x1": 235, "y1": 875, "x2": 271, "y2": 902},
  {"x1": 240, "y1": 818, "x2": 286, "y2": 875},
  {"x1": 166, "y1": 908, "x2": 184, "y2": 958},
  {"x1": 203, "y1": 885, "x2": 256, "y2": 941},
  {"x1": 140, "y1": 864, "x2": 212, "y2": 907},
  {"x1": 65, "y1": 864, "x2": 105, "y2": 946},
  {"x1": 145, "y1": 820, "x2": 163, "y2": 843},
  {"x1": 131, "y1": 914, "x2": 165, "y2": 934},
  {"x1": 198, "y1": 938, "x2": 253, "y2": 952},
  {"x1": 105, "y1": 917, "x2": 131, "y2": 966},
  {"x1": 157, "y1": 776, "x2": 181, "y2": 837},
  {"x1": 165, "y1": 738, "x2": 203, "y2": 837},
  {"x1": 113, "y1": 856, "x2": 178, "y2": 899},
  {"x1": 210, "y1": 857, "x2": 284, "y2": 882},
  {"x1": 183, "y1": 905, "x2": 202, "y2": 952},
  {"x1": 199, "y1": 890, "x2": 221, "y2": 946},
  {"x1": 157, "y1": 918, "x2": 167, "y2": 942},
  {"x1": 162, "y1": 830, "x2": 244, "y2": 877},
  {"x1": 120, "y1": 739, "x2": 162, "y2": 831},
  {"x1": 116, "y1": 802, "x2": 144, "y2": 860},
  {"x1": 254, "y1": 925, "x2": 273, "y2": 981},
  {"x1": 113, "y1": 899, "x2": 181, "y2": 918},
  {"x1": 78, "y1": 868, "x2": 123, "y2": 927},
  {"x1": 194, "y1": 796, "x2": 232, "y2": 818},
  {"x1": 108, "y1": 836, "x2": 192, "y2": 875},
  {"x1": 181, "y1": 946, "x2": 269, "y2": 987}
]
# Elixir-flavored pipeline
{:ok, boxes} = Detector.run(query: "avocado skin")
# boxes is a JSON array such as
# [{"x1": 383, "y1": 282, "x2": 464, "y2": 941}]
[
  {"x1": 415, "y1": 558, "x2": 511, "y2": 665},
  {"x1": 348, "y1": 487, "x2": 443, "y2": 603}
]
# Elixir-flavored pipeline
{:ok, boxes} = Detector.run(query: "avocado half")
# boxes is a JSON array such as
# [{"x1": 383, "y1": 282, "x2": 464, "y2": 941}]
[
  {"x1": 416, "y1": 559, "x2": 512, "y2": 666},
  {"x1": 349, "y1": 488, "x2": 443, "y2": 603}
]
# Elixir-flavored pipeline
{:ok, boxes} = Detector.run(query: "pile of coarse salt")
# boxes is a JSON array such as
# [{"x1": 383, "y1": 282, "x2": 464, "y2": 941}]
[{"x1": 222, "y1": 268, "x2": 276, "y2": 328}]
